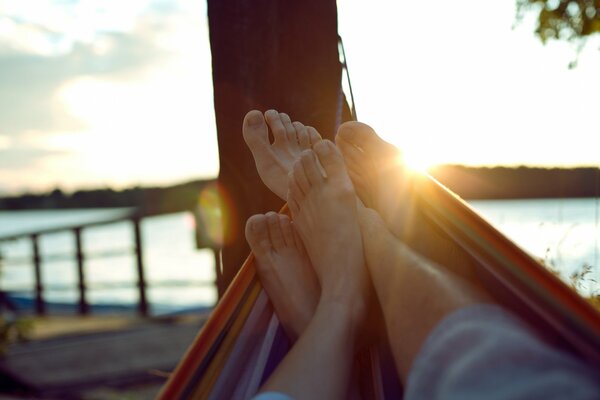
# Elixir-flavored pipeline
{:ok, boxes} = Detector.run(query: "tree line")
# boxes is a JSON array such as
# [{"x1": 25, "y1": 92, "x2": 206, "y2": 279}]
[
  {"x1": 0, "y1": 166, "x2": 599, "y2": 211},
  {"x1": 0, "y1": 179, "x2": 216, "y2": 213},
  {"x1": 430, "y1": 166, "x2": 600, "y2": 200}
]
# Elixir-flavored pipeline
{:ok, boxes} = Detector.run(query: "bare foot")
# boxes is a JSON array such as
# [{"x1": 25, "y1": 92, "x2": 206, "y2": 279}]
[
  {"x1": 245, "y1": 212, "x2": 320, "y2": 341},
  {"x1": 337, "y1": 122, "x2": 479, "y2": 284},
  {"x1": 335, "y1": 121, "x2": 417, "y2": 239},
  {"x1": 287, "y1": 140, "x2": 369, "y2": 328},
  {"x1": 243, "y1": 109, "x2": 322, "y2": 200}
]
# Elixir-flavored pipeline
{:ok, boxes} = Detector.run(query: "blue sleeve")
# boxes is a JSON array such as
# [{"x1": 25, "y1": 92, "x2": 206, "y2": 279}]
[
  {"x1": 252, "y1": 392, "x2": 293, "y2": 400},
  {"x1": 405, "y1": 304, "x2": 600, "y2": 400}
]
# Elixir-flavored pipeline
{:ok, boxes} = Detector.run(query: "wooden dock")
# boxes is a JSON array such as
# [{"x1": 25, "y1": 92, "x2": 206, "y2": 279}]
[{"x1": 0, "y1": 314, "x2": 207, "y2": 398}]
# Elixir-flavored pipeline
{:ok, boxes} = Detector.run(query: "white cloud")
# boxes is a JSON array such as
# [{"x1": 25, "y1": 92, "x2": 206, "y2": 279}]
[
  {"x1": 0, "y1": 0, "x2": 217, "y2": 193},
  {"x1": 0, "y1": 134, "x2": 11, "y2": 150}
]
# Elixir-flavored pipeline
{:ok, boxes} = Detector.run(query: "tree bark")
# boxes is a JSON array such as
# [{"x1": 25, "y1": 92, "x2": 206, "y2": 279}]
[{"x1": 208, "y1": 0, "x2": 352, "y2": 295}]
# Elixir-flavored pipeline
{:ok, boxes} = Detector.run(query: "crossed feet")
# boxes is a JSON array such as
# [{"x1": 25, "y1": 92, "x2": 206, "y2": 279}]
[
  {"x1": 287, "y1": 141, "x2": 370, "y2": 328},
  {"x1": 243, "y1": 109, "x2": 410, "y2": 340},
  {"x1": 242, "y1": 108, "x2": 477, "y2": 343},
  {"x1": 243, "y1": 109, "x2": 415, "y2": 231},
  {"x1": 246, "y1": 139, "x2": 370, "y2": 339}
]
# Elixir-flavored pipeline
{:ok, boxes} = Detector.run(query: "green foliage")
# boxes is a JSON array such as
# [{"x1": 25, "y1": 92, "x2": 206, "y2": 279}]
[
  {"x1": 570, "y1": 264, "x2": 600, "y2": 312},
  {"x1": 543, "y1": 253, "x2": 600, "y2": 311},
  {"x1": 569, "y1": 262, "x2": 596, "y2": 291},
  {"x1": 517, "y1": 0, "x2": 600, "y2": 43}
]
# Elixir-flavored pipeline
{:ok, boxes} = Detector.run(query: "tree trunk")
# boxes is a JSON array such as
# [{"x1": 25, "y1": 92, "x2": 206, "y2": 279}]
[{"x1": 208, "y1": 0, "x2": 352, "y2": 295}]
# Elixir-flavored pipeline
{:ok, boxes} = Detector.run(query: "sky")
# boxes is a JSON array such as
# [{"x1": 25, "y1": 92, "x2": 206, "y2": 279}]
[{"x1": 0, "y1": 0, "x2": 599, "y2": 195}]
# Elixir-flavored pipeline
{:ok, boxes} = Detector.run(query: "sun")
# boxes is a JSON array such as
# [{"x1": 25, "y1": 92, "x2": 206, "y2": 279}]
[
  {"x1": 399, "y1": 146, "x2": 444, "y2": 173},
  {"x1": 377, "y1": 131, "x2": 444, "y2": 173},
  {"x1": 403, "y1": 153, "x2": 436, "y2": 173}
]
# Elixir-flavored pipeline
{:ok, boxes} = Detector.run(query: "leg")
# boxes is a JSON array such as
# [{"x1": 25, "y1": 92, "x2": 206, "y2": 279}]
[
  {"x1": 243, "y1": 109, "x2": 322, "y2": 200},
  {"x1": 287, "y1": 140, "x2": 370, "y2": 321},
  {"x1": 245, "y1": 212, "x2": 319, "y2": 341},
  {"x1": 357, "y1": 204, "x2": 490, "y2": 383},
  {"x1": 261, "y1": 140, "x2": 370, "y2": 399}
]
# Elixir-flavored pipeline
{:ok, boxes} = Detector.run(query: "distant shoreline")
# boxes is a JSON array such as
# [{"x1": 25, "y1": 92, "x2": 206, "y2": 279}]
[
  {"x1": 0, "y1": 179, "x2": 216, "y2": 213},
  {"x1": 1, "y1": 166, "x2": 599, "y2": 211},
  {"x1": 430, "y1": 165, "x2": 600, "y2": 200}
]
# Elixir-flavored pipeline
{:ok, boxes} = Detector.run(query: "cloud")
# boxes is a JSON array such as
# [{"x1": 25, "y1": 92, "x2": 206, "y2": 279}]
[
  {"x1": 0, "y1": 0, "x2": 205, "y2": 138},
  {"x1": 0, "y1": 146, "x2": 69, "y2": 169},
  {"x1": 0, "y1": 13, "x2": 172, "y2": 137},
  {"x1": 0, "y1": 0, "x2": 217, "y2": 193}
]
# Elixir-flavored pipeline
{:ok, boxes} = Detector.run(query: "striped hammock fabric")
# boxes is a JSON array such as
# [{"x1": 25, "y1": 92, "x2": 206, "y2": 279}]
[{"x1": 159, "y1": 173, "x2": 600, "y2": 399}]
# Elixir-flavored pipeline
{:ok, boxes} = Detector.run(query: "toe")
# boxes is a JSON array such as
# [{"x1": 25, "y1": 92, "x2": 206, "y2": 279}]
[
  {"x1": 307, "y1": 127, "x2": 322, "y2": 146},
  {"x1": 279, "y1": 113, "x2": 297, "y2": 145},
  {"x1": 288, "y1": 178, "x2": 304, "y2": 215},
  {"x1": 287, "y1": 188, "x2": 301, "y2": 216},
  {"x1": 291, "y1": 222, "x2": 305, "y2": 252},
  {"x1": 293, "y1": 159, "x2": 310, "y2": 194},
  {"x1": 313, "y1": 140, "x2": 346, "y2": 180},
  {"x1": 245, "y1": 214, "x2": 271, "y2": 257},
  {"x1": 300, "y1": 150, "x2": 324, "y2": 186},
  {"x1": 336, "y1": 121, "x2": 382, "y2": 155},
  {"x1": 279, "y1": 214, "x2": 295, "y2": 247},
  {"x1": 265, "y1": 109, "x2": 288, "y2": 144},
  {"x1": 242, "y1": 110, "x2": 269, "y2": 150},
  {"x1": 337, "y1": 121, "x2": 401, "y2": 162},
  {"x1": 294, "y1": 122, "x2": 310, "y2": 150},
  {"x1": 266, "y1": 212, "x2": 286, "y2": 251},
  {"x1": 337, "y1": 136, "x2": 365, "y2": 169},
  {"x1": 337, "y1": 138, "x2": 373, "y2": 187}
]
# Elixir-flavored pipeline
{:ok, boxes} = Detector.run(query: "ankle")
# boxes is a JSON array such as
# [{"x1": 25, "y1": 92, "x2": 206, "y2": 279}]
[{"x1": 319, "y1": 290, "x2": 368, "y2": 335}]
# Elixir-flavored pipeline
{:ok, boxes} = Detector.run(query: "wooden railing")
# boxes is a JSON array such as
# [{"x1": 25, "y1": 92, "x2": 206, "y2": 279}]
[{"x1": 0, "y1": 209, "x2": 220, "y2": 316}]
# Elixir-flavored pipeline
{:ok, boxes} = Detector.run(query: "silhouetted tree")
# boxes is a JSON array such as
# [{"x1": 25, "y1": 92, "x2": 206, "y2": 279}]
[{"x1": 517, "y1": 1, "x2": 600, "y2": 53}]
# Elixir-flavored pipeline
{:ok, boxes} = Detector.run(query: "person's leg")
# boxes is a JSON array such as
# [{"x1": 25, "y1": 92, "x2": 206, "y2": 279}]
[
  {"x1": 336, "y1": 121, "x2": 478, "y2": 282},
  {"x1": 260, "y1": 141, "x2": 370, "y2": 399},
  {"x1": 243, "y1": 109, "x2": 321, "y2": 200},
  {"x1": 356, "y1": 204, "x2": 490, "y2": 384},
  {"x1": 245, "y1": 212, "x2": 319, "y2": 342}
]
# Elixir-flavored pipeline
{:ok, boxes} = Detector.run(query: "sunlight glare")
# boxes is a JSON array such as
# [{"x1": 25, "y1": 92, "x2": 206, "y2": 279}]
[
  {"x1": 381, "y1": 134, "x2": 444, "y2": 173},
  {"x1": 403, "y1": 151, "x2": 439, "y2": 173}
]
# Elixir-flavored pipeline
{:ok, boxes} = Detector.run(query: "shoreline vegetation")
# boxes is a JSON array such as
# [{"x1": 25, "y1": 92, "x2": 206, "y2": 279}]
[{"x1": 1, "y1": 166, "x2": 599, "y2": 212}]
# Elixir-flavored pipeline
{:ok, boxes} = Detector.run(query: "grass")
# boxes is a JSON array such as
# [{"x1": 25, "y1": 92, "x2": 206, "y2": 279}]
[{"x1": 543, "y1": 255, "x2": 600, "y2": 312}]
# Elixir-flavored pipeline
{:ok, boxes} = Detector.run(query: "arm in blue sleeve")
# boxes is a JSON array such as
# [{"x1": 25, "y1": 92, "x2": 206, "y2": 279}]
[
  {"x1": 252, "y1": 392, "x2": 294, "y2": 400},
  {"x1": 405, "y1": 304, "x2": 600, "y2": 400}
]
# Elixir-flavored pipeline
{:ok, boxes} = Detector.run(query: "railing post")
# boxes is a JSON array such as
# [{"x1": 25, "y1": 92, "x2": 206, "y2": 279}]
[
  {"x1": 31, "y1": 234, "x2": 45, "y2": 315},
  {"x1": 213, "y1": 248, "x2": 224, "y2": 298},
  {"x1": 74, "y1": 228, "x2": 89, "y2": 315},
  {"x1": 132, "y1": 218, "x2": 148, "y2": 316}
]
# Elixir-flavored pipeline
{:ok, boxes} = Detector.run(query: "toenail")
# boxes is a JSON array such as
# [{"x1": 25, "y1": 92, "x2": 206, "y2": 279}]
[
  {"x1": 247, "y1": 112, "x2": 264, "y2": 127},
  {"x1": 314, "y1": 140, "x2": 331, "y2": 154}
]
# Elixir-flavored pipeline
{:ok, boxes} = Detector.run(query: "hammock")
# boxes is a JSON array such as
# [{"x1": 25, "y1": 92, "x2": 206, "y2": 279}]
[{"x1": 159, "y1": 173, "x2": 600, "y2": 399}]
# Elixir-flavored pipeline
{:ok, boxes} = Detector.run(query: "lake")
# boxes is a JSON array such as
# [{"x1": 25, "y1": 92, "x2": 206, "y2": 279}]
[
  {"x1": 0, "y1": 209, "x2": 217, "y2": 313},
  {"x1": 0, "y1": 198, "x2": 598, "y2": 312}
]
